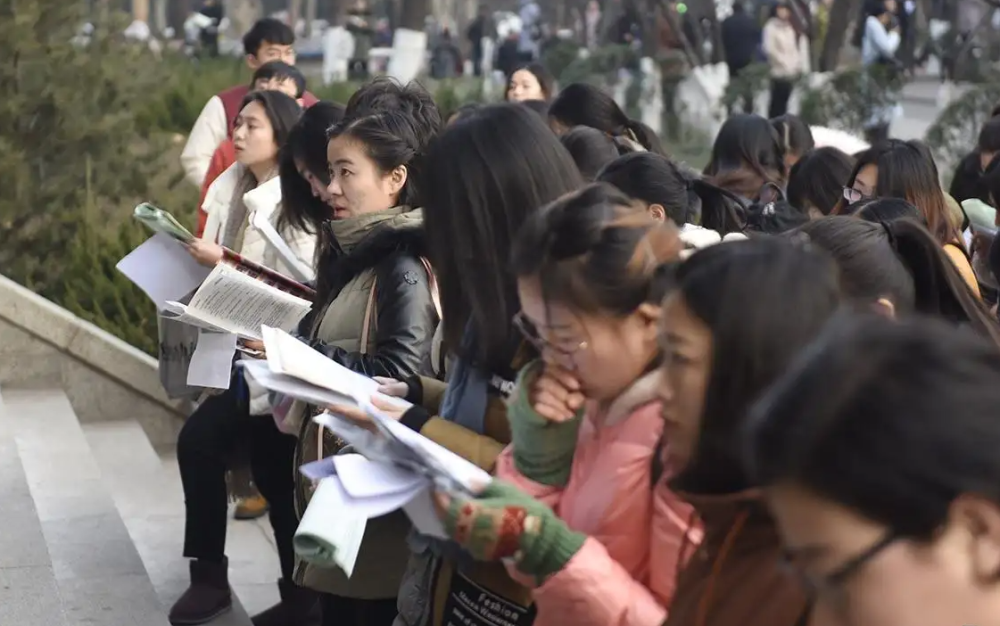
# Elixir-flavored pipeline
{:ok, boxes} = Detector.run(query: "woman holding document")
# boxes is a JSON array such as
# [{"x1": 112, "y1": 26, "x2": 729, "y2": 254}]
[
  {"x1": 328, "y1": 103, "x2": 586, "y2": 626},
  {"x1": 282, "y1": 83, "x2": 442, "y2": 626},
  {"x1": 169, "y1": 91, "x2": 326, "y2": 626}
]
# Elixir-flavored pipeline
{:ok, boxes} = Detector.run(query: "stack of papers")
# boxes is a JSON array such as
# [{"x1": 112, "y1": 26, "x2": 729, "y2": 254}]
[{"x1": 242, "y1": 327, "x2": 492, "y2": 577}]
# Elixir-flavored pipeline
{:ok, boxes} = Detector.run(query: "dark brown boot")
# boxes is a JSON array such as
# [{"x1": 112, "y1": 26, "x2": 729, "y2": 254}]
[
  {"x1": 168, "y1": 558, "x2": 232, "y2": 625},
  {"x1": 251, "y1": 579, "x2": 321, "y2": 626}
]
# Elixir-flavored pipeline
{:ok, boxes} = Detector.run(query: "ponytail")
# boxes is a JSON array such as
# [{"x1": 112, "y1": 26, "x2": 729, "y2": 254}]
[
  {"x1": 689, "y1": 177, "x2": 747, "y2": 235},
  {"x1": 886, "y1": 218, "x2": 1000, "y2": 347},
  {"x1": 551, "y1": 83, "x2": 668, "y2": 157},
  {"x1": 597, "y1": 151, "x2": 747, "y2": 234},
  {"x1": 624, "y1": 118, "x2": 668, "y2": 156}
]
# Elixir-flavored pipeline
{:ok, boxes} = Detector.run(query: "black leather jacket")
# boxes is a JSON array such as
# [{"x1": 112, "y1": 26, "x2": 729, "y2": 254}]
[{"x1": 298, "y1": 222, "x2": 437, "y2": 382}]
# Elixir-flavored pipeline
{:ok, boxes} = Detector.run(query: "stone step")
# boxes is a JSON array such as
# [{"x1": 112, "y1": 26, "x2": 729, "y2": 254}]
[
  {"x1": 0, "y1": 389, "x2": 68, "y2": 626},
  {"x1": 83, "y1": 420, "x2": 281, "y2": 622},
  {"x1": 2, "y1": 388, "x2": 170, "y2": 626}
]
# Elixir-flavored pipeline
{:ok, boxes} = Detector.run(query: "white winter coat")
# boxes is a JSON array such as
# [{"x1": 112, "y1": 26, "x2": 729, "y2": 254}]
[
  {"x1": 202, "y1": 163, "x2": 317, "y2": 280},
  {"x1": 201, "y1": 163, "x2": 318, "y2": 414}
]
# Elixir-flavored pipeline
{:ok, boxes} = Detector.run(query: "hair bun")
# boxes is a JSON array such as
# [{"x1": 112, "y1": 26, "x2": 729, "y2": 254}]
[{"x1": 545, "y1": 188, "x2": 608, "y2": 259}]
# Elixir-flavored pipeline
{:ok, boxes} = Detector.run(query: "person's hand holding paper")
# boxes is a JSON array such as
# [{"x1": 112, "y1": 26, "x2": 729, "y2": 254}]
[
  {"x1": 327, "y1": 394, "x2": 407, "y2": 432},
  {"x1": 186, "y1": 237, "x2": 225, "y2": 266},
  {"x1": 373, "y1": 377, "x2": 409, "y2": 398},
  {"x1": 432, "y1": 480, "x2": 587, "y2": 585},
  {"x1": 237, "y1": 339, "x2": 267, "y2": 359}
]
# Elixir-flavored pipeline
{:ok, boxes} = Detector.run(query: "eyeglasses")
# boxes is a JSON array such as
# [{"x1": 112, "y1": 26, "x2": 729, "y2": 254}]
[
  {"x1": 781, "y1": 531, "x2": 898, "y2": 611},
  {"x1": 842, "y1": 187, "x2": 870, "y2": 205},
  {"x1": 512, "y1": 311, "x2": 588, "y2": 368}
]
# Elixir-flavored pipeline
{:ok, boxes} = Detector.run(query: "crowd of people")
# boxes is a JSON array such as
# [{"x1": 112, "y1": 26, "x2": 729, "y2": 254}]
[
  {"x1": 723, "y1": 0, "x2": 906, "y2": 143},
  {"x1": 165, "y1": 13, "x2": 1000, "y2": 626}
]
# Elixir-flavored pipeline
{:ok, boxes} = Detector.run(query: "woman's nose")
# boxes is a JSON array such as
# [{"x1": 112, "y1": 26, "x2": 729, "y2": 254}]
[{"x1": 326, "y1": 178, "x2": 341, "y2": 197}]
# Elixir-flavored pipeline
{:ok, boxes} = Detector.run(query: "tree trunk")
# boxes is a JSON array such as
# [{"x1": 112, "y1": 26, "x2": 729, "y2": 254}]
[
  {"x1": 399, "y1": 0, "x2": 430, "y2": 30},
  {"x1": 288, "y1": 0, "x2": 302, "y2": 27},
  {"x1": 819, "y1": 0, "x2": 856, "y2": 72},
  {"x1": 304, "y1": 0, "x2": 317, "y2": 34}
]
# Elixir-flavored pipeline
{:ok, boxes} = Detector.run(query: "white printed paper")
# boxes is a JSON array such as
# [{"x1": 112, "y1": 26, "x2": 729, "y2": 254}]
[
  {"x1": 116, "y1": 233, "x2": 212, "y2": 309},
  {"x1": 261, "y1": 326, "x2": 380, "y2": 401},
  {"x1": 171, "y1": 265, "x2": 312, "y2": 339},
  {"x1": 241, "y1": 360, "x2": 361, "y2": 408},
  {"x1": 186, "y1": 331, "x2": 237, "y2": 389}
]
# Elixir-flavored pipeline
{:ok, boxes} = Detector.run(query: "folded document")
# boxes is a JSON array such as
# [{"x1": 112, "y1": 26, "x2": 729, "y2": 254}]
[{"x1": 240, "y1": 327, "x2": 493, "y2": 576}]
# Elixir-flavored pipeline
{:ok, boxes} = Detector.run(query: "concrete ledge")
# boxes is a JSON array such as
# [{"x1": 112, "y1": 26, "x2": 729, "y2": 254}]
[{"x1": 0, "y1": 275, "x2": 185, "y2": 447}]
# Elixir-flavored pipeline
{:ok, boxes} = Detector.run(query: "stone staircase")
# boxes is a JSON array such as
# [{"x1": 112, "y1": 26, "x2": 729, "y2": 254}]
[
  {"x1": 0, "y1": 387, "x2": 283, "y2": 625},
  {"x1": 0, "y1": 274, "x2": 284, "y2": 625}
]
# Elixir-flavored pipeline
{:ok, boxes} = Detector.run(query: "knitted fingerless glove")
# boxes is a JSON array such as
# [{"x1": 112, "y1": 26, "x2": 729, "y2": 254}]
[
  {"x1": 443, "y1": 480, "x2": 586, "y2": 583},
  {"x1": 508, "y1": 361, "x2": 583, "y2": 488}
]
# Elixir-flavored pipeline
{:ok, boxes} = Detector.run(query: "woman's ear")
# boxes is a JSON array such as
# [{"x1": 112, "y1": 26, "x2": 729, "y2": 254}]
[
  {"x1": 388, "y1": 165, "x2": 408, "y2": 196},
  {"x1": 873, "y1": 297, "x2": 896, "y2": 318},
  {"x1": 649, "y1": 203, "x2": 667, "y2": 222},
  {"x1": 946, "y1": 495, "x2": 1000, "y2": 582}
]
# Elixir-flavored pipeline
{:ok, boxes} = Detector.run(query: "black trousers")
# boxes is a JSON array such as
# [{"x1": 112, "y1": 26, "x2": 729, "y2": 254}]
[
  {"x1": 320, "y1": 594, "x2": 397, "y2": 626},
  {"x1": 178, "y1": 384, "x2": 299, "y2": 580},
  {"x1": 768, "y1": 78, "x2": 794, "y2": 119}
]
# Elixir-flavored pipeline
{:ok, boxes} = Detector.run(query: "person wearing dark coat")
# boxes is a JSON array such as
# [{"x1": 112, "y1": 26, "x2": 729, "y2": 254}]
[{"x1": 722, "y1": 2, "x2": 762, "y2": 113}]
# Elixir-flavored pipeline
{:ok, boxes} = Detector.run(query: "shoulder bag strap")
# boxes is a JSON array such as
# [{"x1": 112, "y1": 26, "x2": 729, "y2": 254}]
[
  {"x1": 320, "y1": 276, "x2": 377, "y2": 461},
  {"x1": 419, "y1": 256, "x2": 442, "y2": 319},
  {"x1": 360, "y1": 276, "x2": 378, "y2": 355}
]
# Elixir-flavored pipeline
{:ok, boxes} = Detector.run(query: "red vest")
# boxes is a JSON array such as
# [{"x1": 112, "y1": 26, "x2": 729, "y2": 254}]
[{"x1": 217, "y1": 84, "x2": 320, "y2": 140}]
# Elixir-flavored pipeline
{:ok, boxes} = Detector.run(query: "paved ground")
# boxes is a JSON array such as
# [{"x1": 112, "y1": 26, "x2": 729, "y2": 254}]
[{"x1": 893, "y1": 80, "x2": 967, "y2": 141}]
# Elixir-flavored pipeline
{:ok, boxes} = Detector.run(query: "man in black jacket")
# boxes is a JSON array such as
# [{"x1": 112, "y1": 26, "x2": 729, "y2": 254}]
[{"x1": 722, "y1": 1, "x2": 761, "y2": 113}]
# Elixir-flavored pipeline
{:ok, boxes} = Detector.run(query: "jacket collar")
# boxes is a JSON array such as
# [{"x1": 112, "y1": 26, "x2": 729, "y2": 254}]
[
  {"x1": 598, "y1": 367, "x2": 662, "y2": 427},
  {"x1": 243, "y1": 174, "x2": 283, "y2": 219}
]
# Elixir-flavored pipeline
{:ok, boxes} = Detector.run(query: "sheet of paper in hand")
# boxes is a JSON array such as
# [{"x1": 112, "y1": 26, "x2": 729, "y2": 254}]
[
  {"x1": 116, "y1": 232, "x2": 212, "y2": 310},
  {"x1": 242, "y1": 326, "x2": 410, "y2": 412},
  {"x1": 296, "y1": 404, "x2": 493, "y2": 538},
  {"x1": 164, "y1": 265, "x2": 312, "y2": 340}
]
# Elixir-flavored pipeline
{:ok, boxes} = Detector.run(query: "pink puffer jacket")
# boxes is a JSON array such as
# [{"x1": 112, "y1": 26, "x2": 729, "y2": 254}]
[{"x1": 495, "y1": 371, "x2": 701, "y2": 626}]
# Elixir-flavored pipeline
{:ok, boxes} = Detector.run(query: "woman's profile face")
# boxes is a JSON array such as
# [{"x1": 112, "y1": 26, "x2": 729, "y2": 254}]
[
  {"x1": 232, "y1": 101, "x2": 278, "y2": 169},
  {"x1": 851, "y1": 164, "x2": 878, "y2": 202},
  {"x1": 767, "y1": 482, "x2": 1000, "y2": 626},
  {"x1": 295, "y1": 158, "x2": 333, "y2": 206},
  {"x1": 656, "y1": 292, "x2": 713, "y2": 472},
  {"x1": 325, "y1": 135, "x2": 404, "y2": 219},
  {"x1": 507, "y1": 69, "x2": 546, "y2": 102}
]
